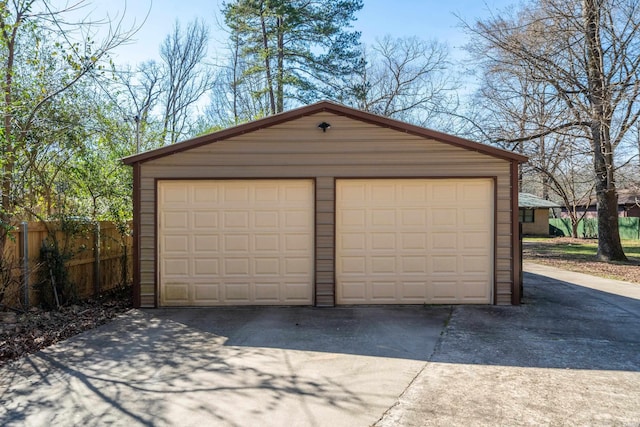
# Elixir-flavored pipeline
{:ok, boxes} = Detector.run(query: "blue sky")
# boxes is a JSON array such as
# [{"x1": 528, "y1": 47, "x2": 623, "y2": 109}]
[{"x1": 78, "y1": 0, "x2": 517, "y2": 65}]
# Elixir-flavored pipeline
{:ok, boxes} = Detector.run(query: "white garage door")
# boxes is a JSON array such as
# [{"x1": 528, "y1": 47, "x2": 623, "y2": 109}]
[
  {"x1": 336, "y1": 179, "x2": 493, "y2": 304},
  {"x1": 158, "y1": 180, "x2": 314, "y2": 306}
]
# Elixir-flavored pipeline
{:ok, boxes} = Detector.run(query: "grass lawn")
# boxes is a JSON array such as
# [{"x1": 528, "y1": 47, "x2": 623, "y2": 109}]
[{"x1": 523, "y1": 237, "x2": 640, "y2": 284}]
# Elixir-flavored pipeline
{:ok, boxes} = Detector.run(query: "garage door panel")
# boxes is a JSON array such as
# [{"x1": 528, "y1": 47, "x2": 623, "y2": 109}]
[
  {"x1": 339, "y1": 281, "x2": 366, "y2": 302},
  {"x1": 193, "y1": 259, "x2": 219, "y2": 276},
  {"x1": 163, "y1": 283, "x2": 190, "y2": 303},
  {"x1": 255, "y1": 283, "x2": 280, "y2": 301},
  {"x1": 223, "y1": 211, "x2": 249, "y2": 228},
  {"x1": 163, "y1": 259, "x2": 189, "y2": 276},
  {"x1": 401, "y1": 209, "x2": 426, "y2": 226},
  {"x1": 193, "y1": 186, "x2": 218, "y2": 203},
  {"x1": 255, "y1": 211, "x2": 279, "y2": 228},
  {"x1": 400, "y1": 184, "x2": 427, "y2": 202},
  {"x1": 341, "y1": 257, "x2": 366, "y2": 274},
  {"x1": 254, "y1": 258, "x2": 280, "y2": 275},
  {"x1": 462, "y1": 281, "x2": 490, "y2": 299},
  {"x1": 431, "y1": 183, "x2": 458, "y2": 202},
  {"x1": 371, "y1": 257, "x2": 396, "y2": 273},
  {"x1": 284, "y1": 234, "x2": 310, "y2": 251},
  {"x1": 402, "y1": 256, "x2": 427, "y2": 273},
  {"x1": 371, "y1": 281, "x2": 396, "y2": 300},
  {"x1": 371, "y1": 233, "x2": 395, "y2": 250},
  {"x1": 284, "y1": 283, "x2": 313, "y2": 301},
  {"x1": 371, "y1": 210, "x2": 395, "y2": 227},
  {"x1": 431, "y1": 209, "x2": 457, "y2": 226},
  {"x1": 341, "y1": 209, "x2": 365, "y2": 227},
  {"x1": 224, "y1": 258, "x2": 250, "y2": 276},
  {"x1": 224, "y1": 283, "x2": 251, "y2": 302},
  {"x1": 462, "y1": 256, "x2": 491, "y2": 274},
  {"x1": 462, "y1": 209, "x2": 491, "y2": 227},
  {"x1": 432, "y1": 233, "x2": 457, "y2": 250},
  {"x1": 254, "y1": 234, "x2": 279, "y2": 251},
  {"x1": 401, "y1": 233, "x2": 426, "y2": 250},
  {"x1": 159, "y1": 180, "x2": 313, "y2": 306},
  {"x1": 194, "y1": 235, "x2": 219, "y2": 252},
  {"x1": 462, "y1": 232, "x2": 490, "y2": 249},
  {"x1": 336, "y1": 179, "x2": 493, "y2": 305},
  {"x1": 193, "y1": 211, "x2": 218, "y2": 229},
  {"x1": 163, "y1": 211, "x2": 189, "y2": 230},
  {"x1": 284, "y1": 210, "x2": 310, "y2": 227},
  {"x1": 224, "y1": 186, "x2": 250, "y2": 202},
  {"x1": 432, "y1": 256, "x2": 457, "y2": 273},
  {"x1": 193, "y1": 284, "x2": 220, "y2": 303},
  {"x1": 285, "y1": 258, "x2": 311, "y2": 274},
  {"x1": 163, "y1": 187, "x2": 189, "y2": 204},
  {"x1": 431, "y1": 280, "x2": 457, "y2": 301},
  {"x1": 401, "y1": 282, "x2": 427, "y2": 300},
  {"x1": 163, "y1": 235, "x2": 189, "y2": 253}
]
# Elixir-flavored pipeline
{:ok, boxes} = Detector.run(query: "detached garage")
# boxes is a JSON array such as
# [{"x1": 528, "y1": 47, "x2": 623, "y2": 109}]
[{"x1": 123, "y1": 101, "x2": 527, "y2": 308}]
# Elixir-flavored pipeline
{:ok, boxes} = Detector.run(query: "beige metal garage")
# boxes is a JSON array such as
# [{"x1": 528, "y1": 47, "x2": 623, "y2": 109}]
[{"x1": 123, "y1": 101, "x2": 527, "y2": 308}]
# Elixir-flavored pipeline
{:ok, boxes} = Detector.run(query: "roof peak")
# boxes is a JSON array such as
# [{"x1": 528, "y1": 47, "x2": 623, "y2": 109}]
[{"x1": 123, "y1": 101, "x2": 528, "y2": 165}]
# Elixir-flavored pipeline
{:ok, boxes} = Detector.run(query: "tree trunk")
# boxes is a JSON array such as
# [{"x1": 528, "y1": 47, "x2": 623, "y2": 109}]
[
  {"x1": 583, "y1": 0, "x2": 626, "y2": 261},
  {"x1": 0, "y1": 25, "x2": 17, "y2": 258},
  {"x1": 259, "y1": 11, "x2": 276, "y2": 115},
  {"x1": 276, "y1": 16, "x2": 284, "y2": 114}
]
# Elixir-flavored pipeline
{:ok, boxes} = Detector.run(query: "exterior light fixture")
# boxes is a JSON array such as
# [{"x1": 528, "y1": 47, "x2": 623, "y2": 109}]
[{"x1": 318, "y1": 122, "x2": 331, "y2": 132}]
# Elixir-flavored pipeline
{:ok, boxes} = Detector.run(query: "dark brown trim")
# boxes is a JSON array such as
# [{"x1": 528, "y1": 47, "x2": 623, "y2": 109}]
[
  {"x1": 311, "y1": 177, "x2": 317, "y2": 307},
  {"x1": 153, "y1": 179, "x2": 159, "y2": 308},
  {"x1": 132, "y1": 163, "x2": 142, "y2": 308},
  {"x1": 493, "y1": 176, "x2": 498, "y2": 305},
  {"x1": 122, "y1": 101, "x2": 529, "y2": 166},
  {"x1": 511, "y1": 162, "x2": 522, "y2": 305},
  {"x1": 331, "y1": 177, "x2": 338, "y2": 307}
]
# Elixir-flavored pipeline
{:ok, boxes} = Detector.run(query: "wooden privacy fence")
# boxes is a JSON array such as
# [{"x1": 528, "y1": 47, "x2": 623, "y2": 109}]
[{"x1": 1, "y1": 221, "x2": 132, "y2": 310}]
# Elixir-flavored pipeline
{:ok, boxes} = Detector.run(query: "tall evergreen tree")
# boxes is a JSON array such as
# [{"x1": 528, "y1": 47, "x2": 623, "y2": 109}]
[{"x1": 222, "y1": 0, "x2": 363, "y2": 115}]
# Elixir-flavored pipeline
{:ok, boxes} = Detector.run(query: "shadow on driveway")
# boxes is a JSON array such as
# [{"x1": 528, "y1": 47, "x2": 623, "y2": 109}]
[
  {"x1": 431, "y1": 271, "x2": 640, "y2": 372},
  {"x1": 0, "y1": 306, "x2": 449, "y2": 427}
]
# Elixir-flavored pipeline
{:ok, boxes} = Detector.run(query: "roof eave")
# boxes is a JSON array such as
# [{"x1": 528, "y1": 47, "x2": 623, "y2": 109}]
[{"x1": 122, "y1": 101, "x2": 529, "y2": 165}]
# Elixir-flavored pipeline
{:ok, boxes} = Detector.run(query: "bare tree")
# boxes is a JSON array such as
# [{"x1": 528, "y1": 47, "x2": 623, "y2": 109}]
[
  {"x1": 347, "y1": 36, "x2": 459, "y2": 128},
  {"x1": 206, "y1": 31, "x2": 270, "y2": 127},
  {"x1": 464, "y1": 0, "x2": 640, "y2": 261},
  {"x1": 159, "y1": 19, "x2": 212, "y2": 145}
]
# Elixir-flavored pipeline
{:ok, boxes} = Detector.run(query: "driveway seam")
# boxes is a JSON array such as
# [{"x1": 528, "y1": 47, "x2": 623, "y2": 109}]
[{"x1": 372, "y1": 305, "x2": 454, "y2": 426}]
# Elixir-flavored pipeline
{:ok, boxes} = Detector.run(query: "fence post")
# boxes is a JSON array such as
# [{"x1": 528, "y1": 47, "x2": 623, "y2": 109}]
[
  {"x1": 21, "y1": 221, "x2": 29, "y2": 309},
  {"x1": 93, "y1": 221, "x2": 100, "y2": 295}
]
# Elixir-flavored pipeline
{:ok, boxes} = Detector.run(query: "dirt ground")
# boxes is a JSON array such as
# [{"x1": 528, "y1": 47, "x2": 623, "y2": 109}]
[
  {"x1": 0, "y1": 287, "x2": 132, "y2": 366},
  {"x1": 523, "y1": 237, "x2": 640, "y2": 284}
]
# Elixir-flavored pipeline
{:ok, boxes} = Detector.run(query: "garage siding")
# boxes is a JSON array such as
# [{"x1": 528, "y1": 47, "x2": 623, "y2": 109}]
[{"x1": 137, "y1": 112, "x2": 515, "y2": 307}]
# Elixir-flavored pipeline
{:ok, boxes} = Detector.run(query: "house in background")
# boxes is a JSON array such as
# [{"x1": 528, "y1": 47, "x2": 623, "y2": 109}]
[
  {"x1": 519, "y1": 193, "x2": 560, "y2": 236},
  {"x1": 559, "y1": 188, "x2": 640, "y2": 219}
]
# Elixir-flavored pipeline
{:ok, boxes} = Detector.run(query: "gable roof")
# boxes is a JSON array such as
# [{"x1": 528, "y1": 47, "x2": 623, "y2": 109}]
[
  {"x1": 519, "y1": 193, "x2": 561, "y2": 209},
  {"x1": 122, "y1": 100, "x2": 528, "y2": 165}
]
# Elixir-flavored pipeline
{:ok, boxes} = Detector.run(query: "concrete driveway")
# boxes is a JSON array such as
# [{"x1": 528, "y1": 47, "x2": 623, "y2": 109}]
[
  {"x1": 2, "y1": 263, "x2": 639, "y2": 426},
  {"x1": 0, "y1": 305, "x2": 450, "y2": 426},
  {"x1": 377, "y1": 262, "x2": 640, "y2": 426}
]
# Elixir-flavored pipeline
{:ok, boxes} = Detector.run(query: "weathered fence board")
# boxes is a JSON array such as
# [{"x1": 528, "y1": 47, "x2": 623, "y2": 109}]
[{"x1": 1, "y1": 221, "x2": 132, "y2": 309}]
